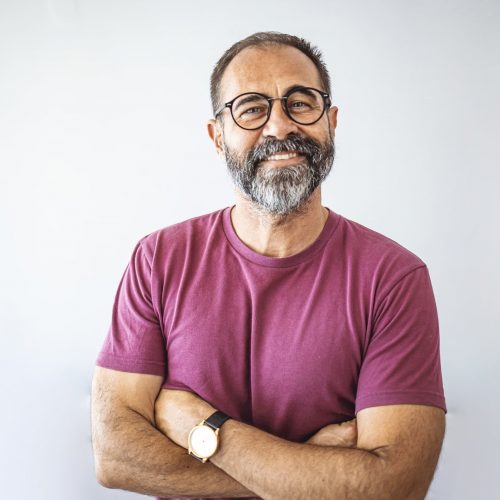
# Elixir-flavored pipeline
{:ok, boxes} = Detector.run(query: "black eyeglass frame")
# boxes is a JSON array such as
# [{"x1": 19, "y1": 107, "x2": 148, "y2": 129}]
[{"x1": 214, "y1": 86, "x2": 331, "y2": 130}]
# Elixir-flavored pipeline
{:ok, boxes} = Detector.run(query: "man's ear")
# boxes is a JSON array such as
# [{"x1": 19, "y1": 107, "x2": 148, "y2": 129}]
[
  {"x1": 207, "y1": 119, "x2": 225, "y2": 160},
  {"x1": 327, "y1": 106, "x2": 338, "y2": 138}
]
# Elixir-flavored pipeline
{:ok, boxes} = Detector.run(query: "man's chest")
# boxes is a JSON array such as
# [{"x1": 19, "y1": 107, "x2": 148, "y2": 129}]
[{"x1": 159, "y1": 261, "x2": 369, "y2": 441}]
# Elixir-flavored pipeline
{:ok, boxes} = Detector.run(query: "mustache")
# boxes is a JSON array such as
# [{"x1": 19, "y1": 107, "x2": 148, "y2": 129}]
[{"x1": 246, "y1": 134, "x2": 323, "y2": 164}]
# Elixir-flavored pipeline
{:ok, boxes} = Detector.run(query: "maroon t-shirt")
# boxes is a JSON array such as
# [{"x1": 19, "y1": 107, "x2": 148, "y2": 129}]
[{"x1": 97, "y1": 206, "x2": 446, "y2": 499}]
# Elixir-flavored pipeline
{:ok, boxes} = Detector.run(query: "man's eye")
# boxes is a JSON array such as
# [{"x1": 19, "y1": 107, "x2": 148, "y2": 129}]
[
  {"x1": 290, "y1": 101, "x2": 311, "y2": 108},
  {"x1": 242, "y1": 106, "x2": 265, "y2": 115}
]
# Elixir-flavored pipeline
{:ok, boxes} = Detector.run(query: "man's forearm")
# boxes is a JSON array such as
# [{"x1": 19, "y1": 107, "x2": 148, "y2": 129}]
[
  {"x1": 210, "y1": 419, "x2": 410, "y2": 500},
  {"x1": 93, "y1": 407, "x2": 257, "y2": 498}
]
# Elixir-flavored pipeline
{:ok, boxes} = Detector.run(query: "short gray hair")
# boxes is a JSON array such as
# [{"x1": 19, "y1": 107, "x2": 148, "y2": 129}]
[{"x1": 210, "y1": 31, "x2": 332, "y2": 117}]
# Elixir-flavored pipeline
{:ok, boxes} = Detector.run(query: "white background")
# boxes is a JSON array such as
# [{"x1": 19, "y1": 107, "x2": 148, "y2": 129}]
[{"x1": 1, "y1": 0, "x2": 499, "y2": 498}]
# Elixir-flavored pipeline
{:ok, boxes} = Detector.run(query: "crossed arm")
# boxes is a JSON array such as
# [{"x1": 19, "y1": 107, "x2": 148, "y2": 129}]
[{"x1": 91, "y1": 366, "x2": 446, "y2": 499}]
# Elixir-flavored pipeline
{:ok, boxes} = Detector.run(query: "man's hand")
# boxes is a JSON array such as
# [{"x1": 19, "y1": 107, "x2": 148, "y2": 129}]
[
  {"x1": 154, "y1": 388, "x2": 216, "y2": 448},
  {"x1": 305, "y1": 418, "x2": 358, "y2": 448}
]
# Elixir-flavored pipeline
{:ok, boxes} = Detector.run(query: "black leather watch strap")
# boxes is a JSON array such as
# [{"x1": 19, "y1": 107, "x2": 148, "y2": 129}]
[{"x1": 205, "y1": 410, "x2": 231, "y2": 430}]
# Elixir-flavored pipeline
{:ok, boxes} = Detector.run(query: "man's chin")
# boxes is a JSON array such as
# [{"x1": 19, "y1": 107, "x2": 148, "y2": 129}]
[{"x1": 243, "y1": 189, "x2": 315, "y2": 219}]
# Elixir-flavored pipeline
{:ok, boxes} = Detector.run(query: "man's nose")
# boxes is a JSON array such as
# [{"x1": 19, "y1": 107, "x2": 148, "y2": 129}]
[{"x1": 261, "y1": 99, "x2": 300, "y2": 140}]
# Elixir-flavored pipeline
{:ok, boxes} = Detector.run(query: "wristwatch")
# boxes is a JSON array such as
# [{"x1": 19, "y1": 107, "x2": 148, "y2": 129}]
[{"x1": 188, "y1": 410, "x2": 231, "y2": 462}]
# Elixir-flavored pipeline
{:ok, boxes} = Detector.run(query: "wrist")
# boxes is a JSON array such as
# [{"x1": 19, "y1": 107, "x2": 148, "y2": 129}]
[{"x1": 209, "y1": 417, "x2": 237, "y2": 465}]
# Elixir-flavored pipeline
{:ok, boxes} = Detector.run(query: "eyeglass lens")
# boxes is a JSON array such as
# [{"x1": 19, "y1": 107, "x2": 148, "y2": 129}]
[{"x1": 231, "y1": 88, "x2": 325, "y2": 129}]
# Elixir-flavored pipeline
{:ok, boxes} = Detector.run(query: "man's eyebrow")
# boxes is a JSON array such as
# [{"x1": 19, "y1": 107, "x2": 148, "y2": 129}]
[
  {"x1": 247, "y1": 84, "x2": 318, "y2": 96},
  {"x1": 283, "y1": 84, "x2": 312, "y2": 95}
]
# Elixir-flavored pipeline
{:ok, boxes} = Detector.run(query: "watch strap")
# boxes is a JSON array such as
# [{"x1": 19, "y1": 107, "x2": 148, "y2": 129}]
[{"x1": 204, "y1": 410, "x2": 230, "y2": 431}]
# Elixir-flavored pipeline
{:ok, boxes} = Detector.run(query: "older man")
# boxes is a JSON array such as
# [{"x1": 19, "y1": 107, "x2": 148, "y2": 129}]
[{"x1": 92, "y1": 32, "x2": 446, "y2": 500}]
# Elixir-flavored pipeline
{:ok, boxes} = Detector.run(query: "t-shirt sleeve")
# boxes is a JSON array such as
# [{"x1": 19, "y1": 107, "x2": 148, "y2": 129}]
[
  {"x1": 96, "y1": 239, "x2": 167, "y2": 377},
  {"x1": 355, "y1": 265, "x2": 446, "y2": 414}
]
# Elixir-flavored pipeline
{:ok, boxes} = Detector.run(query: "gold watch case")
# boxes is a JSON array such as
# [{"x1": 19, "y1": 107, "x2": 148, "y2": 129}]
[{"x1": 188, "y1": 421, "x2": 220, "y2": 462}]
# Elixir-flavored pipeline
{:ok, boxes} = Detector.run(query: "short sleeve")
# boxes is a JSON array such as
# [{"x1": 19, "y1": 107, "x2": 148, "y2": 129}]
[
  {"x1": 355, "y1": 265, "x2": 446, "y2": 414},
  {"x1": 96, "y1": 239, "x2": 167, "y2": 377}
]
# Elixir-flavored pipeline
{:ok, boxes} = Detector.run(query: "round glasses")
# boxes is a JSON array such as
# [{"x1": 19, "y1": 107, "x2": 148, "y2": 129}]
[{"x1": 214, "y1": 86, "x2": 331, "y2": 130}]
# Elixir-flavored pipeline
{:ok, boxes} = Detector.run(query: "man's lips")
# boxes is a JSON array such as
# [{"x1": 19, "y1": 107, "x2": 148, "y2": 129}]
[
  {"x1": 259, "y1": 151, "x2": 305, "y2": 165},
  {"x1": 265, "y1": 151, "x2": 300, "y2": 160}
]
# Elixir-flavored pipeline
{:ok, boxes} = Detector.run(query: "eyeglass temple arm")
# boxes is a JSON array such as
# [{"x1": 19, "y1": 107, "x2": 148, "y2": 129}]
[{"x1": 214, "y1": 102, "x2": 231, "y2": 118}]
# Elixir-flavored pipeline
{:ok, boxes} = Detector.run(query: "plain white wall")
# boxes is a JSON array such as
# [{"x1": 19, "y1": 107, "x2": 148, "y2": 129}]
[{"x1": 1, "y1": 0, "x2": 499, "y2": 498}]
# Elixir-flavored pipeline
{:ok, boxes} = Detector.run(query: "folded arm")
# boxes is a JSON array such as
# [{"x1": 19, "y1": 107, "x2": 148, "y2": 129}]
[
  {"x1": 92, "y1": 367, "x2": 445, "y2": 499},
  {"x1": 209, "y1": 403, "x2": 445, "y2": 500},
  {"x1": 155, "y1": 388, "x2": 446, "y2": 500},
  {"x1": 90, "y1": 367, "x2": 256, "y2": 498}
]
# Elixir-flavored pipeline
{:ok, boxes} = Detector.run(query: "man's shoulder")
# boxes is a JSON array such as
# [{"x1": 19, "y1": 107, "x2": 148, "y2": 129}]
[
  {"x1": 335, "y1": 212, "x2": 427, "y2": 278},
  {"x1": 136, "y1": 207, "x2": 227, "y2": 260}
]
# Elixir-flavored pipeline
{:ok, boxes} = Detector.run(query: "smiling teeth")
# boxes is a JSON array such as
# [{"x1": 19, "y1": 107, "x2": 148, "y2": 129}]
[{"x1": 266, "y1": 152, "x2": 299, "y2": 161}]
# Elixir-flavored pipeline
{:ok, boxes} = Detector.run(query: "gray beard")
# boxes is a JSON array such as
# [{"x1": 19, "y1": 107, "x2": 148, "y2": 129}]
[{"x1": 223, "y1": 133, "x2": 335, "y2": 217}]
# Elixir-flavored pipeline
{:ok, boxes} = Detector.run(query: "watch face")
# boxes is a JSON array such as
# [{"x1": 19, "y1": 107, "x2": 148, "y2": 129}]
[{"x1": 189, "y1": 425, "x2": 218, "y2": 458}]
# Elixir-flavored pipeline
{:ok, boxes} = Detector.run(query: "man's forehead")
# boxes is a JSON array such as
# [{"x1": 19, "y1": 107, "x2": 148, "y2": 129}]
[{"x1": 220, "y1": 45, "x2": 324, "y2": 100}]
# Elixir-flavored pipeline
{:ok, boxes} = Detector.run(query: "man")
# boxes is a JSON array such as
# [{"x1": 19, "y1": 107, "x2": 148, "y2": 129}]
[{"x1": 92, "y1": 32, "x2": 446, "y2": 500}]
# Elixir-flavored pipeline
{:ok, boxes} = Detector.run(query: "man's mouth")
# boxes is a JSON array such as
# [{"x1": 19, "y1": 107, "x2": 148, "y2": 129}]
[{"x1": 262, "y1": 151, "x2": 303, "y2": 161}]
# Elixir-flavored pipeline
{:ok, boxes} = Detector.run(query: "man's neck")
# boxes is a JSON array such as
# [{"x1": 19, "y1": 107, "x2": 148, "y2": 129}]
[{"x1": 230, "y1": 188, "x2": 329, "y2": 258}]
